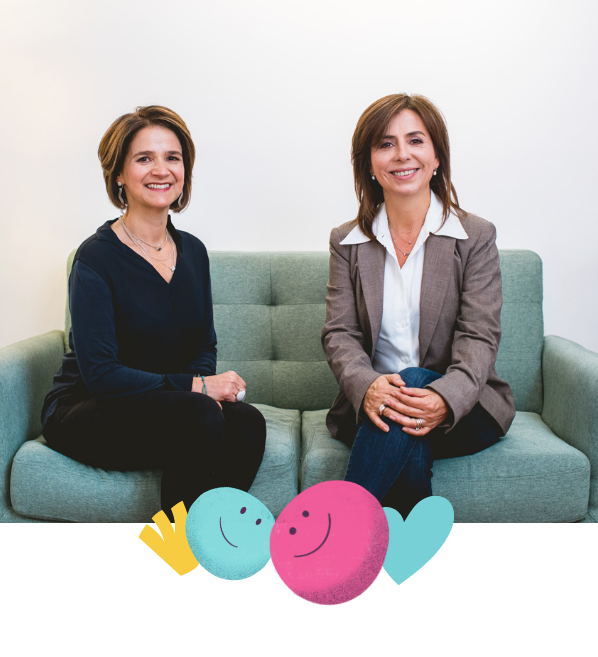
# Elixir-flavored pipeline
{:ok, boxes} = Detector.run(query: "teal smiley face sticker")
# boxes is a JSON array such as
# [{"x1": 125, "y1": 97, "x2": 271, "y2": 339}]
[{"x1": 186, "y1": 488, "x2": 275, "y2": 580}]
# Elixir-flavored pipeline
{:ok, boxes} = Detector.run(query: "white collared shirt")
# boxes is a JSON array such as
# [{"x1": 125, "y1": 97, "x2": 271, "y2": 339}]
[{"x1": 340, "y1": 193, "x2": 468, "y2": 375}]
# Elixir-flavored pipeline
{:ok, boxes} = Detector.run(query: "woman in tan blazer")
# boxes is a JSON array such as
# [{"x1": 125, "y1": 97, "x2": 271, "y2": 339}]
[{"x1": 322, "y1": 94, "x2": 515, "y2": 519}]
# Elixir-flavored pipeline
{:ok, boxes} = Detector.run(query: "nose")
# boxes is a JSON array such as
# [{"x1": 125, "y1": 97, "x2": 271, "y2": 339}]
[
  {"x1": 394, "y1": 141, "x2": 410, "y2": 161},
  {"x1": 151, "y1": 158, "x2": 169, "y2": 177}
]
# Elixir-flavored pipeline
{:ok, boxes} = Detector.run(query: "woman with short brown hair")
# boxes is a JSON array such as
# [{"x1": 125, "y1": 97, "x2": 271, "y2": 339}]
[{"x1": 41, "y1": 106, "x2": 266, "y2": 519}]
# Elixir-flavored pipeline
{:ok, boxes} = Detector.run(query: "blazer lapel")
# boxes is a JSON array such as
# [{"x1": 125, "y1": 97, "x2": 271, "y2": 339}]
[
  {"x1": 419, "y1": 234, "x2": 456, "y2": 363},
  {"x1": 357, "y1": 240, "x2": 386, "y2": 352}
]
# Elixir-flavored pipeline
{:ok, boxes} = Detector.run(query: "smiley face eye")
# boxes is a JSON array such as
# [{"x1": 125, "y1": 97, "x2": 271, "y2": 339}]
[
  {"x1": 240, "y1": 507, "x2": 246, "y2": 514},
  {"x1": 256, "y1": 519, "x2": 261, "y2": 525},
  {"x1": 289, "y1": 527, "x2": 297, "y2": 535},
  {"x1": 302, "y1": 510, "x2": 309, "y2": 517}
]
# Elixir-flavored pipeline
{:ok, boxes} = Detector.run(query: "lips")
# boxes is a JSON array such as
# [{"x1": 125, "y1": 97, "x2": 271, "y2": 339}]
[
  {"x1": 390, "y1": 168, "x2": 418, "y2": 177},
  {"x1": 145, "y1": 183, "x2": 173, "y2": 189}
]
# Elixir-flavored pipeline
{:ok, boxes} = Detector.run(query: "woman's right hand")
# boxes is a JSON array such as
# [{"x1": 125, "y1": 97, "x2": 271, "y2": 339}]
[
  {"x1": 192, "y1": 371, "x2": 246, "y2": 403},
  {"x1": 363, "y1": 374, "x2": 405, "y2": 432}
]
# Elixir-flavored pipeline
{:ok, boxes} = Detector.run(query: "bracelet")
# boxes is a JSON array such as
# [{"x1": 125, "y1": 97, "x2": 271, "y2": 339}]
[{"x1": 194, "y1": 373, "x2": 208, "y2": 395}]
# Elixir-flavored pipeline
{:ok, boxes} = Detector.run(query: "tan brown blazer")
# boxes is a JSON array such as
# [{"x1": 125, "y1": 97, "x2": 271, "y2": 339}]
[{"x1": 322, "y1": 210, "x2": 516, "y2": 446}]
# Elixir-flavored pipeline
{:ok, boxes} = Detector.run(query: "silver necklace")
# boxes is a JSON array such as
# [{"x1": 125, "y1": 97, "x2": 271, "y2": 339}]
[
  {"x1": 120, "y1": 219, "x2": 177, "y2": 272},
  {"x1": 389, "y1": 217, "x2": 426, "y2": 258},
  {"x1": 119, "y1": 217, "x2": 169, "y2": 250},
  {"x1": 136, "y1": 234, "x2": 177, "y2": 273},
  {"x1": 120, "y1": 218, "x2": 173, "y2": 261},
  {"x1": 390, "y1": 226, "x2": 416, "y2": 245}
]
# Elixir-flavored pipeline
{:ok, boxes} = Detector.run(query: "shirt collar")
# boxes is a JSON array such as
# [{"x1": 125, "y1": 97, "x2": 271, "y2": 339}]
[{"x1": 339, "y1": 193, "x2": 468, "y2": 245}]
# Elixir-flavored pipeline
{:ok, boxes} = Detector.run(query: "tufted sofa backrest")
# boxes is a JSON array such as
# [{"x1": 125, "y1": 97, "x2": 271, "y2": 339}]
[{"x1": 65, "y1": 249, "x2": 543, "y2": 413}]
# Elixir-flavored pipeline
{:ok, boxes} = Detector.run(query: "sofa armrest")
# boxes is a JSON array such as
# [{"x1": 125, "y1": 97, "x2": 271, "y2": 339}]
[
  {"x1": 0, "y1": 331, "x2": 64, "y2": 520},
  {"x1": 542, "y1": 335, "x2": 598, "y2": 521}
]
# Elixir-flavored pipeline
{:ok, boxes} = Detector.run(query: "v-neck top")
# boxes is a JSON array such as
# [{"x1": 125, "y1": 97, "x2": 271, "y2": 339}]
[{"x1": 41, "y1": 217, "x2": 217, "y2": 427}]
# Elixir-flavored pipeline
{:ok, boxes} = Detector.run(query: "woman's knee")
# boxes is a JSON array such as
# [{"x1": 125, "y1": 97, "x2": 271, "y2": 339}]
[
  {"x1": 224, "y1": 403, "x2": 267, "y2": 452},
  {"x1": 400, "y1": 367, "x2": 442, "y2": 388},
  {"x1": 224, "y1": 402, "x2": 266, "y2": 432},
  {"x1": 170, "y1": 392, "x2": 225, "y2": 439}
]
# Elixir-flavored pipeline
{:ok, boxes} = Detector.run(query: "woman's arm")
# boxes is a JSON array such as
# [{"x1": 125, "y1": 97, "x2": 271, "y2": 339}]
[
  {"x1": 70, "y1": 260, "x2": 194, "y2": 397},
  {"x1": 322, "y1": 229, "x2": 379, "y2": 412},
  {"x1": 423, "y1": 222, "x2": 503, "y2": 429},
  {"x1": 185, "y1": 261, "x2": 217, "y2": 377},
  {"x1": 322, "y1": 228, "x2": 406, "y2": 430}
]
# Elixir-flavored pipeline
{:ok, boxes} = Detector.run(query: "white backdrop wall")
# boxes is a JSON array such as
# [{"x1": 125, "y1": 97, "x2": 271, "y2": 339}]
[{"x1": 1, "y1": 0, "x2": 597, "y2": 352}]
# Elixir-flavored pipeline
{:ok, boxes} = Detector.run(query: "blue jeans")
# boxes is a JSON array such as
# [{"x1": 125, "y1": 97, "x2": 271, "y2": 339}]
[{"x1": 344, "y1": 367, "x2": 501, "y2": 519}]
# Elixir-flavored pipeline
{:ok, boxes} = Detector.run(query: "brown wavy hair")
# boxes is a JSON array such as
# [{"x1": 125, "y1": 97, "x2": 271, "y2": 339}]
[
  {"x1": 98, "y1": 105, "x2": 195, "y2": 213},
  {"x1": 352, "y1": 94, "x2": 460, "y2": 240}
]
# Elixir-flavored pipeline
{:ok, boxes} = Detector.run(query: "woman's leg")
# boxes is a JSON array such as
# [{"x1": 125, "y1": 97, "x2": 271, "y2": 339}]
[
  {"x1": 348, "y1": 365, "x2": 503, "y2": 518},
  {"x1": 44, "y1": 391, "x2": 229, "y2": 517},
  {"x1": 382, "y1": 402, "x2": 502, "y2": 516},
  {"x1": 219, "y1": 401, "x2": 267, "y2": 492},
  {"x1": 344, "y1": 367, "x2": 442, "y2": 518},
  {"x1": 344, "y1": 366, "x2": 502, "y2": 518}
]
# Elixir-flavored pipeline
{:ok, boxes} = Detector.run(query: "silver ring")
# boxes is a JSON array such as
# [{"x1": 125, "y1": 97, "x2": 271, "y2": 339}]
[
  {"x1": 378, "y1": 404, "x2": 387, "y2": 417},
  {"x1": 415, "y1": 418, "x2": 424, "y2": 431}
]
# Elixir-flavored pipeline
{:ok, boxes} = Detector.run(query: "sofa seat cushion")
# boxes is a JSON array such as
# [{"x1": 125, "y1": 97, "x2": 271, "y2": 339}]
[
  {"x1": 10, "y1": 404, "x2": 300, "y2": 522},
  {"x1": 300, "y1": 410, "x2": 590, "y2": 523}
]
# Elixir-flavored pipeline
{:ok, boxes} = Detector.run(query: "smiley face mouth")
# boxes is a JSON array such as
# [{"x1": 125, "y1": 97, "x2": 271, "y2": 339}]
[
  {"x1": 294, "y1": 513, "x2": 331, "y2": 558},
  {"x1": 220, "y1": 517, "x2": 238, "y2": 548}
]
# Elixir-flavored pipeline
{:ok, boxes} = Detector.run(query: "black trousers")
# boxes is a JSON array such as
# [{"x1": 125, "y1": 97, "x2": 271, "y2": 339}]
[{"x1": 43, "y1": 391, "x2": 267, "y2": 519}]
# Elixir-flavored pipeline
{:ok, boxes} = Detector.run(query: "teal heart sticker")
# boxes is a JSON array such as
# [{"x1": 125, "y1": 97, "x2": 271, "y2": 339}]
[{"x1": 383, "y1": 496, "x2": 454, "y2": 586}]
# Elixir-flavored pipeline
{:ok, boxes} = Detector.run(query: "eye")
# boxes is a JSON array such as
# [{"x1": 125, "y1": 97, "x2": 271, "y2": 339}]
[
  {"x1": 137, "y1": 156, "x2": 150, "y2": 162},
  {"x1": 256, "y1": 519, "x2": 261, "y2": 525},
  {"x1": 410, "y1": 138, "x2": 423, "y2": 144},
  {"x1": 240, "y1": 507, "x2": 246, "y2": 514},
  {"x1": 289, "y1": 527, "x2": 297, "y2": 535},
  {"x1": 380, "y1": 141, "x2": 393, "y2": 148},
  {"x1": 302, "y1": 510, "x2": 309, "y2": 517},
  {"x1": 167, "y1": 155, "x2": 180, "y2": 161}
]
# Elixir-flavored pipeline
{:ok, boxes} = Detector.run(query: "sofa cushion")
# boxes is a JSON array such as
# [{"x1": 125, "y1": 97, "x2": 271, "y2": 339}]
[
  {"x1": 10, "y1": 404, "x2": 300, "y2": 522},
  {"x1": 300, "y1": 410, "x2": 590, "y2": 523}
]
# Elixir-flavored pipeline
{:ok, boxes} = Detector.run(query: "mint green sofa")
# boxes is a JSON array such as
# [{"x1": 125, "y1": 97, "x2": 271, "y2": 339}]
[{"x1": 1, "y1": 251, "x2": 596, "y2": 522}]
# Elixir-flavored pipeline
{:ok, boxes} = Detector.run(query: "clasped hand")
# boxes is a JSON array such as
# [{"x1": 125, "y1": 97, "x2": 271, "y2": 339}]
[
  {"x1": 364, "y1": 374, "x2": 448, "y2": 435},
  {"x1": 192, "y1": 370, "x2": 246, "y2": 404}
]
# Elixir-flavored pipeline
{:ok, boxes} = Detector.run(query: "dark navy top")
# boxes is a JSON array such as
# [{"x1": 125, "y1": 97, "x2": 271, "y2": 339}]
[{"x1": 41, "y1": 217, "x2": 217, "y2": 428}]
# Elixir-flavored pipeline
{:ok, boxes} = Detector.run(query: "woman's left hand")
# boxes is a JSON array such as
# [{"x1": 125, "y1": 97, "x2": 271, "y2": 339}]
[{"x1": 383, "y1": 387, "x2": 449, "y2": 436}]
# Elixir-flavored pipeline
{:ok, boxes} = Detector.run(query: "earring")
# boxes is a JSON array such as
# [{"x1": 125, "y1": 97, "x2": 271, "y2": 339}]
[
  {"x1": 117, "y1": 181, "x2": 127, "y2": 206},
  {"x1": 433, "y1": 169, "x2": 438, "y2": 176},
  {"x1": 371, "y1": 174, "x2": 376, "y2": 181}
]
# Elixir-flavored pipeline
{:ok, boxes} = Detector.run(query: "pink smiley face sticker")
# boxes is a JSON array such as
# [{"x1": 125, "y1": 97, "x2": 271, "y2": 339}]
[{"x1": 270, "y1": 481, "x2": 389, "y2": 605}]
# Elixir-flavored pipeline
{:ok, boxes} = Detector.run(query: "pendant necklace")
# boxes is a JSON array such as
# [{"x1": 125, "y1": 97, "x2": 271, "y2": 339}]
[{"x1": 389, "y1": 215, "x2": 426, "y2": 258}]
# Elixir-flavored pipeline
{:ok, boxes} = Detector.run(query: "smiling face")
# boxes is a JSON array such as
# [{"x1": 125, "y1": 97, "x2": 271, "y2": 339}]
[
  {"x1": 116, "y1": 125, "x2": 184, "y2": 215},
  {"x1": 186, "y1": 488, "x2": 275, "y2": 580},
  {"x1": 370, "y1": 109, "x2": 439, "y2": 204},
  {"x1": 270, "y1": 481, "x2": 389, "y2": 605}
]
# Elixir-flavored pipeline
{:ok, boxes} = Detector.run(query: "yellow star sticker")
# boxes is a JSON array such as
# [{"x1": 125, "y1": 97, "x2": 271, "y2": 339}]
[{"x1": 139, "y1": 501, "x2": 199, "y2": 576}]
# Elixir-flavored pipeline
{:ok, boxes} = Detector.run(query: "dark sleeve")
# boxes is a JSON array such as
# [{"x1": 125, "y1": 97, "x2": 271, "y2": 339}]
[
  {"x1": 70, "y1": 260, "x2": 193, "y2": 397},
  {"x1": 185, "y1": 254, "x2": 217, "y2": 376}
]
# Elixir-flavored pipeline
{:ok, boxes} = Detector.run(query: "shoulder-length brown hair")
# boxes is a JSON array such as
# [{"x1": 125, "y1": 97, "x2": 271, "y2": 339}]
[
  {"x1": 98, "y1": 105, "x2": 196, "y2": 213},
  {"x1": 352, "y1": 94, "x2": 460, "y2": 240}
]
